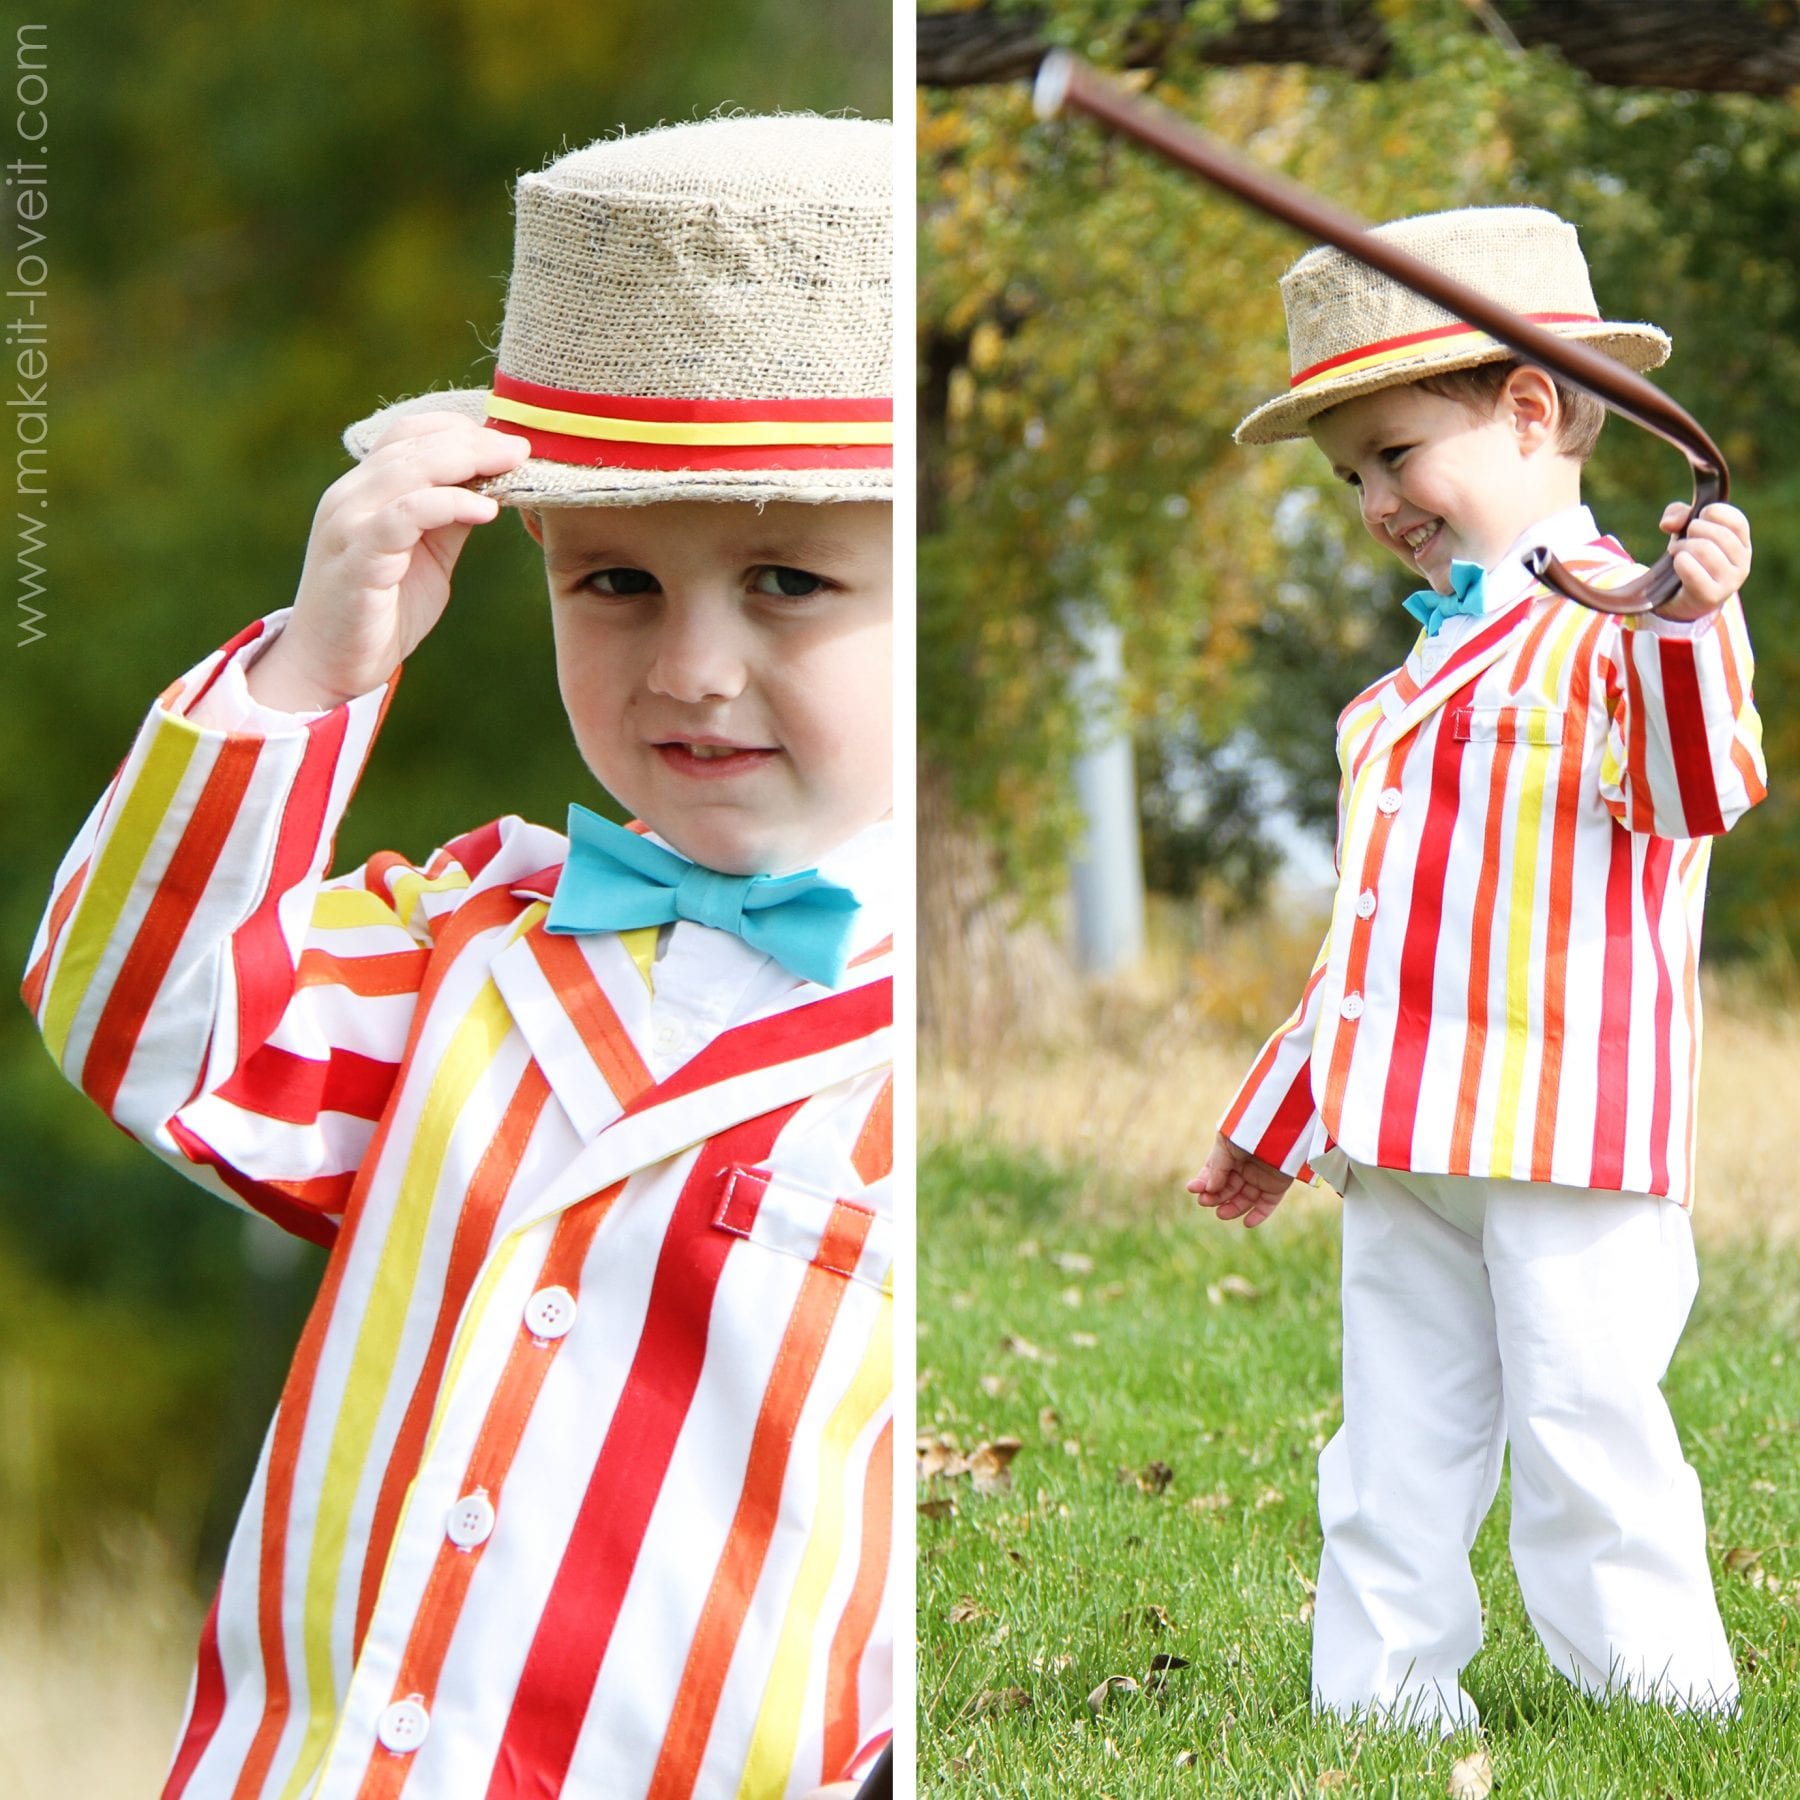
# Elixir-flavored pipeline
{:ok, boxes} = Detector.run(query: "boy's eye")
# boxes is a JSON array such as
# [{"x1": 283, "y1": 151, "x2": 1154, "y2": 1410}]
[
  {"x1": 751, "y1": 565, "x2": 826, "y2": 598},
  {"x1": 584, "y1": 567, "x2": 659, "y2": 596},
  {"x1": 1379, "y1": 445, "x2": 1411, "y2": 465}
]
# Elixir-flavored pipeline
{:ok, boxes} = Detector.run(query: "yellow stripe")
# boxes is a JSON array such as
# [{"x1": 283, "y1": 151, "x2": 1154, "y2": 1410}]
[
  {"x1": 621, "y1": 924, "x2": 658, "y2": 993},
  {"x1": 389, "y1": 865, "x2": 471, "y2": 929},
  {"x1": 278, "y1": 982, "x2": 515, "y2": 1800},
  {"x1": 1292, "y1": 328, "x2": 1500, "y2": 393},
  {"x1": 313, "y1": 887, "x2": 402, "y2": 931},
  {"x1": 485, "y1": 393, "x2": 893, "y2": 448},
  {"x1": 42, "y1": 719, "x2": 202, "y2": 1063},
  {"x1": 736, "y1": 1303, "x2": 892, "y2": 1800},
  {"x1": 1487, "y1": 608, "x2": 1586, "y2": 1169}
]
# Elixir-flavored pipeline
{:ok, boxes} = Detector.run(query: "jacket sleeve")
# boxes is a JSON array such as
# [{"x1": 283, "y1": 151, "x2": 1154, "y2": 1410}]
[
  {"x1": 1217, "y1": 928, "x2": 1331, "y2": 1178},
  {"x1": 1599, "y1": 593, "x2": 1766, "y2": 838},
  {"x1": 22, "y1": 614, "x2": 477, "y2": 1243}
]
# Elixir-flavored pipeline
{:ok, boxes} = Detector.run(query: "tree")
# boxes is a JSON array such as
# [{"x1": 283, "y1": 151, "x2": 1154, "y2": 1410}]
[{"x1": 918, "y1": 0, "x2": 1800, "y2": 961}]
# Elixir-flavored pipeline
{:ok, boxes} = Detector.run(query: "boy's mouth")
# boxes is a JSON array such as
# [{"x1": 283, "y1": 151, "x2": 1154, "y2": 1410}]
[
  {"x1": 1399, "y1": 520, "x2": 1442, "y2": 559},
  {"x1": 655, "y1": 738, "x2": 778, "y2": 777}
]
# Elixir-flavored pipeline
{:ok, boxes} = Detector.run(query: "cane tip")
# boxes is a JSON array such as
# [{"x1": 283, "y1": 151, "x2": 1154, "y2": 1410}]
[{"x1": 1033, "y1": 51, "x2": 1074, "y2": 120}]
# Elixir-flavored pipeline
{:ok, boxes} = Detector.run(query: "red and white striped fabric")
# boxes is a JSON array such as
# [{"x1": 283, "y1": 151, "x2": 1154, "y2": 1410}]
[
  {"x1": 25, "y1": 617, "x2": 894, "y2": 1800},
  {"x1": 1224, "y1": 510, "x2": 1765, "y2": 1209}
]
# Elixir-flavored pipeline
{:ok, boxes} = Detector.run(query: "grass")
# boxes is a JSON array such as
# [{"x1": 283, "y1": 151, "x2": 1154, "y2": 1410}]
[{"x1": 916, "y1": 1139, "x2": 1800, "y2": 1797}]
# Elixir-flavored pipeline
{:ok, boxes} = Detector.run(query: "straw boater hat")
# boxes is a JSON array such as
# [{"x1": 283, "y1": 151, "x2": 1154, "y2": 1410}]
[
  {"x1": 1233, "y1": 205, "x2": 1670, "y2": 446},
  {"x1": 343, "y1": 114, "x2": 892, "y2": 506}
]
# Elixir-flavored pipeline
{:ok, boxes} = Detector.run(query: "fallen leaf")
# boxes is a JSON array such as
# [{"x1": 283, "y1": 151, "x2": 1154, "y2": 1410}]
[
  {"x1": 1751, "y1": 1478, "x2": 1777, "y2": 1494},
  {"x1": 1087, "y1": 1674, "x2": 1140, "y2": 1714},
  {"x1": 1097, "y1": 1280, "x2": 1128, "y2": 1301},
  {"x1": 966, "y1": 1686, "x2": 1032, "y2": 1716},
  {"x1": 1061, "y1": 1285, "x2": 1085, "y2": 1307},
  {"x1": 1103, "y1": 1736, "x2": 1120, "y2": 1759},
  {"x1": 1148, "y1": 1653, "x2": 1191, "y2": 1672},
  {"x1": 1136, "y1": 1460, "x2": 1175, "y2": 1495},
  {"x1": 1206, "y1": 1274, "x2": 1261, "y2": 1305},
  {"x1": 1724, "y1": 1545, "x2": 1764, "y2": 1575},
  {"x1": 947, "y1": 1597, "x2": 987, "y2": 1624},
  {"x1": 916, "y1": 1433, "x2": 963, "y2": 1480},
  {"x1": 978, "y1": 1373, "x2": 1013, "y2": 1399},
  {"x1": 1123, "y1": 1603, "x2": 1173, "y2": 1633},
  {"x1": 1028, "y1": 1651, "x2": 1075, "y2": 1674},
  {"x1": 1447, "y1": 1748, "x2": 1494, "y2": 1800},
  {"x1": 1188, "y1": 1489, "x2": 1231, "y2": 1513},
  {"x1": 1173, "y1": 1749, "x2": 1200, "y2": 1769},
  {"x1": 968, "y1": 1437, "x2": 1024, "y2": 1494},
  {"x1": 1253, "y1": 1485, "x2": 1285, "y2": 1510},
  {"x1": 917, "y1": 1497, "x2": 954, "y2": 1521},
  {"x1": 1038, "y1": 1406, "x2": 1061, "y2": 1434},
  {"x1": 1317, "y1": 1775, "x2": 1350, "y2": 1793},
  {"x1": 1069, "y1": 1331, "x2": 1099, "y2": 1348},
  {"x1": 1053, "y1": 1251, "x2": 1095, "y2": 1275},
  {"x1": 1001, "y1": 1332, "x2": 1045, "y2": 1360}
]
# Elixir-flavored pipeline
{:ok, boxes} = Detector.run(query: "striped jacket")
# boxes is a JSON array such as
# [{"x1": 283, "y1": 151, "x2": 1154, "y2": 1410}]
[
  {"x1": 25, "y1": 618, "x2": 894, "y2": 1799},
  {"x1": 1223, "y1": 511, "x2": 1765, "y2": 1209}
]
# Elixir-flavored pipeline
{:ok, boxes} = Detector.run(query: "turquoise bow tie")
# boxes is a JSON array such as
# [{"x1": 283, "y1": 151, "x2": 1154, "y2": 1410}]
[
  {"x1": 545, "y1": 805, "x2": 861, "y2": 990},
  {"x1": 1402, "y1": 559, "x2": 1488, "y2": 638}
]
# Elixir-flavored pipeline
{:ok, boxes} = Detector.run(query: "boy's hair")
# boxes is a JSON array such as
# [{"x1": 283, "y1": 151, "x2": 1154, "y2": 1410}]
[{"x1": 1408, "y1": 360, "x2": 1607, "y2": 464}]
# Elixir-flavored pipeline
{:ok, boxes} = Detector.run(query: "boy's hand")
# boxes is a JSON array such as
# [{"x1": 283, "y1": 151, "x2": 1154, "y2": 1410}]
[
  {"x1": 248, "y1": 412, "x2": 533, "y2": 711},
  {"x1": 1186, "y1": 1133, "x2": 1291, "y2": 1228},
  {"x1": 1655, "y1": 500, "x2": 1752, "y2": 623}
]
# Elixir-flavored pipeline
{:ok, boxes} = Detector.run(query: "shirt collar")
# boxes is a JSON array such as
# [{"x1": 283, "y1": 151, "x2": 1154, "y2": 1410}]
[{"x1": 1478, "y1": 503, "x2": 1601, "y2": 612}]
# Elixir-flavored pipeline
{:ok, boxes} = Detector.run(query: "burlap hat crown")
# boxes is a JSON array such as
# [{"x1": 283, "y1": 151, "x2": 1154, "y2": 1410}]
[
  {"x1": 344, "y1": 114, "x2": 892, "y2": 506},
  {"x1": 1234, "y1": 205, "x2": 1670, "y2": 446}
]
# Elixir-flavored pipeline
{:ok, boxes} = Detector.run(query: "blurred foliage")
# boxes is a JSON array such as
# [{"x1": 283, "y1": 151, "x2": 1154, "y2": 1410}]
[
  {"x1": 4, "y1": 0, "x2": 887, "y2": 1580},
  {"x1": 918, "y1": 0, "x2": 1800, "y2": 953}
]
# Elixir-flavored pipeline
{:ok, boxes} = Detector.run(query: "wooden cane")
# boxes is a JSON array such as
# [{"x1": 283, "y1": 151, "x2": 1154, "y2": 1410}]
[
  {"x1": 1033, "y1": 51, "x2": 1729, "y2": 616},
  {"x1": 853, "y1": 1742, "x2": 893, "y2": 1799}
]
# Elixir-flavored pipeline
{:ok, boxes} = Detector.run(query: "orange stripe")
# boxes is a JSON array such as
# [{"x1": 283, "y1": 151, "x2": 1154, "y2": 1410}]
[
  {"x1": 1506, "y1": 602, "x2": 1560, "y2": 697},
  {"x1": 526, "y1": 929, "x2": 655, "y2": 1104},
  {"x1": 1715, "y1": 620, "x2": 1768, "y2": 806},
  {"x1": 821, "y1": 1417, "x2": 892, "y2": 1780},
  {"x1": 848, "y1": 934, "x2": 893, "y2": 970},
  {"x1": 1447, "y1": 735, "x2": 1516, "y2": 1175},
  {"x1": 23, "y1": 855, "x2": 91, "y2": 1016},
  {"x1": 850, "y1": 1076, "x2": 893, "y2": 1184},
  {"x1": 296, "y1": 947, "x2": 431, "y2": 999},
  {"x1": 644, "y1": 1209, "x2": 874, "y2": 1800},
  {"x1": 352, "y1": 1062, "x2": 555, "y2": 1651},
  {"x1": 355, "y1": 1186, "x2": 623, "y2": 1800},
  {"x1": 1531, "y1": 618, "x2": 1604, "y2": 1178},
  {"x1": 1220, "y1": 958, "x2": 1327, "y2": 1142},
  {"x1": 1322, "y1": 735, "x2": 1420, "y2": 1134}
]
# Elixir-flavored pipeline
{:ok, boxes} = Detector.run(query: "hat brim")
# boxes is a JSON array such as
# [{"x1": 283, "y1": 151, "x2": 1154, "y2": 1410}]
[
  {"x1": 1232, "y1": 322, "x2": 1672, "y2": 447},
  {"x1": 343, "y1": 390, "x2": 893, "y2": 508}
]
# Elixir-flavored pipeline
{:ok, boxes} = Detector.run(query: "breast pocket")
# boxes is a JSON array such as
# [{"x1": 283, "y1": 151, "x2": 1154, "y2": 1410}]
[
  {"x1": 712, "y1": 1163, "x2": 892, "y2": 1293},
  {"x1": 1450, "y1": 704, "x2": 1564, "y2": 747}
]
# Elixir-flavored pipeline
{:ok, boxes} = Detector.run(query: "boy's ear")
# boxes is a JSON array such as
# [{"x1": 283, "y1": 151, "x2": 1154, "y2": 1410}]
[
  {"x1": 1501, "y1": 365, "x2": 1560, "y2": 452},
  {"x1": 519, "y1": 508, "x2": 545, "y2": 546}
]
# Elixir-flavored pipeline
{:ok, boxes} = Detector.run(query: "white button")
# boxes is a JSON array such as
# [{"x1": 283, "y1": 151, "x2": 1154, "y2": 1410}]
[
  {"x1": 524, "y1": 1285, "x2": 577, "y2": 1340},
  {"x1": 446, "y1": 1490, "x2": 496, "y2": 1549},
  {"x1": 376, "y1": 1698, "x2": 430, "y2": 1754},
  {"x1": 1377, "y1": 787, "x2": 1404, "y2": 815},
  {"x1": 1340, "y1": 992, "x2": 1365, "y2": 1021},
  {"x1": 1355, "y1": 889, "x2": 1378, "y2": 920},
  {"x1": 652, "y1": 1017, "x2": 685, "y2": 1055}
]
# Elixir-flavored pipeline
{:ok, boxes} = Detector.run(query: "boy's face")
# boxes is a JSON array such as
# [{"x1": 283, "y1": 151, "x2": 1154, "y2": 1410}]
[
  {"x1": 527, "y1": 500, "x2": 892, "y2": 877},
  {"x1": 1310, "y1": 379, "x2": 1563, "y2": 592}
]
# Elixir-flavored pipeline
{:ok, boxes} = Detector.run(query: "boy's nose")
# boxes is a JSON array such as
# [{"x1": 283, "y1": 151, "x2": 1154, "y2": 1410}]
[{"x1": 646, "y1": 611, "x2": 749, "y2": 703}]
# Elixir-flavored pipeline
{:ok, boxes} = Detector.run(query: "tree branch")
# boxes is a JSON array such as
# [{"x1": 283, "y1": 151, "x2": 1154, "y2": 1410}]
[{"x1": 917, "y1": 0, "x2": 1800, "y2": 95}]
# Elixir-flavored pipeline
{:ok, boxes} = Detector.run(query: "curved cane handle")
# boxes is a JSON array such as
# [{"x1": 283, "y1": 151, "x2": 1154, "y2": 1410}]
[{"x1": 1033, "y1": 51, "x2": 1730, "y2": 617}]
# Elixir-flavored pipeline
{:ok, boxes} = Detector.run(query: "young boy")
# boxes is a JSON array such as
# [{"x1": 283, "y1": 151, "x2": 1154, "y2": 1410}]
[
  {"x1": 1188, "y1": 206, "x2": 1762, "y2": 1731},
  {"x1": 25, "y1": 116, "x2": 893, "y2": 1799}
]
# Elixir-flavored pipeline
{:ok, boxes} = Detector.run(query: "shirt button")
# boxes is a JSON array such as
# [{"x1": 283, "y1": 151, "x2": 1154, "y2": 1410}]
[
  {"x1": 1340, "y1": 992, "x2": 1365, "y2": 1021},
  {"x1": 377, "y1": 1698, "x2": 430, "y2": 1754},
  {"x1": 524, "y1": 1285, "x2": 577, "y2": 1341},
  {"x1": 1377, "y1": 787, "x2": 1404, "y2": 815},
  {"x1": 651, "y1": 1017, "x2": 684, "y2": 1055},
  {"x1": 1355, "y1": 889, "x2": 1378, "y2": 920},
  {"x1": 446, "y1": 1490, "x2": 496, "y2": 1549}
]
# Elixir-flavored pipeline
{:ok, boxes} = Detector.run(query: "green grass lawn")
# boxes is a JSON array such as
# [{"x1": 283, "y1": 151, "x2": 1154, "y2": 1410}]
[{"x1": 918, "y1": 1141, "x2": 1800, "y2": 1798}]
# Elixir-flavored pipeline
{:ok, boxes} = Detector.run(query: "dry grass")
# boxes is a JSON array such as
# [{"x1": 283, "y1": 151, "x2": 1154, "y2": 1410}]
[
  {"x1": 921, "y1": 905, "x2": 1800, "y2": 1249},
  {"x1": 0, "y1": 1532, "x2": 203, "y2": 1798}
]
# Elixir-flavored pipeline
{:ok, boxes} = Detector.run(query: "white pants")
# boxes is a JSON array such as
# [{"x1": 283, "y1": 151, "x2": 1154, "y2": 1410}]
[{"x1": 1312, "y1": 1163, "x2": 1738, "y2": 1730}]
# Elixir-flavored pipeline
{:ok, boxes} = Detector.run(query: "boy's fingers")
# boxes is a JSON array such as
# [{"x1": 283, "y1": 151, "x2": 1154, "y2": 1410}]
[{"x1": 343, "y1": 431, "x2": 532, "y2": 511}]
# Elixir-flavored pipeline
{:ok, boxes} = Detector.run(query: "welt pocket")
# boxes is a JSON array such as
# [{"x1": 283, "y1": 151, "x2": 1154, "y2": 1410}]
[
  {"x1": 1450, "y1": 704, "x2": 1564, "y2": 747},
  {"x1": 712, "y1": 1163, "x2": 891, "y2": 1292}
]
